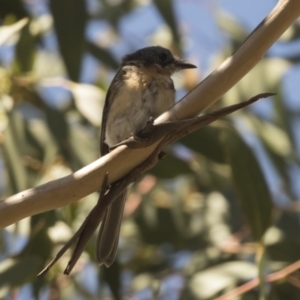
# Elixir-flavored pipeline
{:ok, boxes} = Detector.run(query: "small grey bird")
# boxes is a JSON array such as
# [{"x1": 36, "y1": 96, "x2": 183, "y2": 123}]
[{"x1": 97, "y1": 46, "x2": 196, "y2": 266}]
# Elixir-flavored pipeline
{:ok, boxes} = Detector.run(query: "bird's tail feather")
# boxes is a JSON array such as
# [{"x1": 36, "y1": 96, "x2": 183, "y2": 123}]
[{"x1": 96, "y1": 191, "x2": 127, "y2": 267}]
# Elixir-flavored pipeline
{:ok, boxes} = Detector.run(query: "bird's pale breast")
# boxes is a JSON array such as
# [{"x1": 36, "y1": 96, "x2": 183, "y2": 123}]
[{"x1": 105, "y1": 65, "x2": 175, "y2": 147}]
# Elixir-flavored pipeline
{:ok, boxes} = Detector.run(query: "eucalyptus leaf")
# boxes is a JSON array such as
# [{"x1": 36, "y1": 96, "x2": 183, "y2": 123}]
[
  {"x1": 14, "y1": 22, "x2": 36, "y2": 73},
  {"x1": 27, "y1": 118, "x2": 59, "y2": 165},
  {"x1": 49, "y1": 0, "x2": 88, "y2": 81},
  {"x1": 0, "y1": 0, "x2": 28, "y2": 20},
  {"x1": 3, "y1": 113, "x2": 28, "y2": 192},
  {"x1": 149, "y1": 151, "x2": 193, "y2": 178},
  {"x1": 68, "y1": 82, "x2": 105, "y2": 127},
  {"x1": 0, "y1": 18, "x2": 28, "y2": 47},
  {"x1": 180, "y1": 125, "x2": 226, "y2": 164},
  {"x1": 102, "y1": 261, "x2": 122, "y2": 300},
  {"x1": 67, "y1": 115, "x2": 99, "y2": 168},
  {"x1": 189, "y1": 261, "x2": 257, "y2": 299},
  {"x1": 153, "y1": 0, "x2": 181, "y2": 47},
  {"x1": 0, "y1": 257, "x2": 42, "y2": 287},
  {"x1": 87, "y1": 42, "x2": 119, "y2": 69},
  {"x1": 222, "y1": 58, "x2": 289, "y2": 107},
  {"x1": 222, "y1": 127, "x2": 273, "y2": 241},
  {"x1": 250, "y1": 116, "x2": 292, "y2": 157}
]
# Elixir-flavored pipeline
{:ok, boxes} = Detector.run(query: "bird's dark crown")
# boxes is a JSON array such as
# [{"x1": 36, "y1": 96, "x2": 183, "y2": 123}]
[
  {"x1": 122, "y1": 46, "x2": 176, "y2": 68},
  {"x1": 121, "y1": 46, "x2": 196, "y2": 75}
]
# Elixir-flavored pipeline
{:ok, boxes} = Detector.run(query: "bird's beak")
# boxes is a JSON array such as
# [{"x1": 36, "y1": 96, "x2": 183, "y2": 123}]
[{"x1": 175, "y1": 61, "x2": 197, "y2": 70}]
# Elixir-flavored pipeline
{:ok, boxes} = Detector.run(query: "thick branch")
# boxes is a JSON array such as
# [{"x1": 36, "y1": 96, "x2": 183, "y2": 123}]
[
  {"x1": 37, "y1": 93, "x2": 271, "y2": 276},
  {"x1": 0, "y1": 0, "x2": 299, "y2": 228}
]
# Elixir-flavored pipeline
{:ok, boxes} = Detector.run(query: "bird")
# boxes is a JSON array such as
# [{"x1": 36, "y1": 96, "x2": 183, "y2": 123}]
[{"x1": 97, "y1": 46, "x2": 196, "y2": 267}]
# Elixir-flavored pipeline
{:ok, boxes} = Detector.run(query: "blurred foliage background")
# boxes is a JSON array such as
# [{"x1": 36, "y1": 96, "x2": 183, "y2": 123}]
[{"x1": 0, "y1": 0, "x2": 300, "y2": 299}]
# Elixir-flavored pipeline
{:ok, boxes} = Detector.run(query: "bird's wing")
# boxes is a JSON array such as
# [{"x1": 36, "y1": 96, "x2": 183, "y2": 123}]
[
  {"x1": 97, "y1": 66, "x2": 127, "y2": 266},
  {"x1": 100, "y1": 68, "x2": 122, "y2": 156}
]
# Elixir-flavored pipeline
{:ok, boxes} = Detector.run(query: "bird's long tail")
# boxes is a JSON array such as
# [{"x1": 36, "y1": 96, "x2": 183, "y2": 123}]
[{"x1": 96, "y1": 191, "x2": 127, "y2": 267}]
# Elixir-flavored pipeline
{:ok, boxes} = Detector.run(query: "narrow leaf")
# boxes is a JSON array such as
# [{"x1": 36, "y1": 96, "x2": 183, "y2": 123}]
[
  {"x1": 153, "y1": 0, "x2": 181, "y2": 46},
  {"x1": 15, "y1": 22, "x2": 36, "y2": 73},
  {"x1": 222, "y1": 127, "x2": 273, "y2": 241},
  {"x1": 87, "y1": 42, "x2": 119, "y2": 69},
  {"x1": 0, "y1": 18, "x2": 28, "y2": 47},
  {"x1": 49, "y1": 0, "x2": 88, "y2": 81}
]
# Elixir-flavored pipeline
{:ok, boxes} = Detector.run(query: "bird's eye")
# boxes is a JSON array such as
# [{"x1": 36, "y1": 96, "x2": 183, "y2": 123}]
[{"x1": 159, "y1": 53, "x2": 168, "y2": 62}]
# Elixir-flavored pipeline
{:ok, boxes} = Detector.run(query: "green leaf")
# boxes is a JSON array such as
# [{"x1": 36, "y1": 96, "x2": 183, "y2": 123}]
[
  {"x1": 0, "y1": 0, "x2": 28, "y2": 20},
  {"x1": 149, "y1": 151, "x2": 193, "y2": 178},
  {"x1": 153, "y1": 0, "x2": 181, "y2": 46},
  {"x1": 67, "y1": 116, "x2": 99, "y2": 168},
  {"x1": 14, "y1": 22, "x2": 36, "y2": 73},
  {"x1": 187, "y1": 261, "x2": 257, "y2": 299},
  {"x1": 266, "y1": 223, "x2": 300, "y2": 262},
  {"x1": 87, "y1": 42, "x2": 119, "y2": 69},
  {"x1": 0, "y1": 18, "x2": 28, "y2": 47},
  {"x1": 67, "y1": 81, "x2": 106, "y2": 126},
  {"x1": 273, "y1": 93, "x2": 296, "y2": 158},
  {"x1": 250, "y1": 117, "x2": 292, "y2": 158},
  {"x1": 96, "y1": 0, "x2": 136, "y2": 29},
  {"x1": 222, "y1": 127, "x2": 273, "y2": 241},
  {"x1": 102, "y1": 261, "x2": 121, "y2": 300},
  {"x1": 217, "y1": 13, "x2": 248, "y2": 50},
  {"x1": 26, "y1": 117, "x2": 59, "y2": 165},
  {"x1": 249, "y1": 116, "x2": 292, "y2": 196},
  {"x1": 221, "y1": 58, "x2": 289, "y2": 107},
  {"x1": 180, "y1": 125, "x2": 226, "y2": 164},
  {"x1": 3, "y1": 112, "x2": 28, "y2": 192},
  {"x1": 0, "y1": 257, "x2": 42, "y2": 287},
  {"x1": 49, "y1": 0, "x2": 88, "y2": 81},
  {"x1": 44, "y1": 106, "x2": 69, "y2": 153}
]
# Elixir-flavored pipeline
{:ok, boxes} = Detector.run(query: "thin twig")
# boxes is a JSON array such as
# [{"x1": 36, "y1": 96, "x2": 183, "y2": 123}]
[{"x1": 215, "y1": 260, "x2": 300, "y2": 300}]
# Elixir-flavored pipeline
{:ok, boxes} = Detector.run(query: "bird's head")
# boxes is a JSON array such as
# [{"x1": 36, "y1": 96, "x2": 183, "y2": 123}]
[{"x1": 122, "y1": 46, "x2": 196, "y2": 76}]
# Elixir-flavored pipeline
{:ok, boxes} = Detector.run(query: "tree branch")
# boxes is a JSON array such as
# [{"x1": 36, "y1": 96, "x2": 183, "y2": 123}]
[
  {"x1": 0, "y1": 0, "x2": 299, "y2": 228},
  {"x1": 215, "y1": 260, "x2": 300, "y2": 300},
  {"x1": 37, "y1": 93, "x2": 272, "y2": 275}
]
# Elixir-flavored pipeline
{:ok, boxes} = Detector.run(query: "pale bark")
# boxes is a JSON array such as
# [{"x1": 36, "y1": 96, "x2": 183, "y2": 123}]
[{"x1": 0, "y1": 0, "x2": 299, "y2": 228}]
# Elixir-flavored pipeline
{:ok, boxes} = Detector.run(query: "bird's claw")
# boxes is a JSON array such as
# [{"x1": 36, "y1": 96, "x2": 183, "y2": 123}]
[{"x1": 137, "y1": 117, "x2": 155, "y2": 138}]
